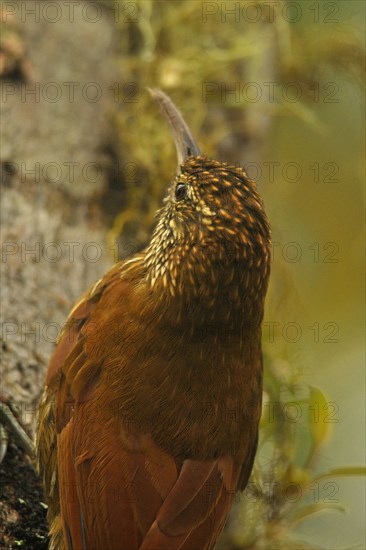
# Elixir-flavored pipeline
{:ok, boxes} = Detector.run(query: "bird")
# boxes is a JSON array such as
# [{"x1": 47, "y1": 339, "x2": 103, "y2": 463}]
[{"x1": 36, "y1": 89, "x2": 271, "y2": 550}]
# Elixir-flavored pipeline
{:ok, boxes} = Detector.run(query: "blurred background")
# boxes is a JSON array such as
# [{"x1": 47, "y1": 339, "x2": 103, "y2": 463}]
[{"x1": 0, "y1": 0, "x2": 364, "y2": 548}]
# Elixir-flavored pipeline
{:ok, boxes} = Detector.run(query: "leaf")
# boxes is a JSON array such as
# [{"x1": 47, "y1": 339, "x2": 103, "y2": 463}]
[
  {"x1": 311, "y1": 466, "x2": 366, "y2": 483},
  {"x1": 307, "y1": 386, "x2": 333, "y2": 451},
  {"x1": 287, "y1": 503, "x2": 346, "y2": 526}
]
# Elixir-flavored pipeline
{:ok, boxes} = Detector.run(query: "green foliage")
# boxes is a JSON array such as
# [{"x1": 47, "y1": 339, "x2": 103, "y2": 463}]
[{"x1": 223, "y1": 377, "x2": 365, "y2": 549}]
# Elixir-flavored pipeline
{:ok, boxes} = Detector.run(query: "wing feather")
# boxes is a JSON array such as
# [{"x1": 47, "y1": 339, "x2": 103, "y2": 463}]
[{"x1": 37, "y1": 258, "x2": 247, "y2": 549}]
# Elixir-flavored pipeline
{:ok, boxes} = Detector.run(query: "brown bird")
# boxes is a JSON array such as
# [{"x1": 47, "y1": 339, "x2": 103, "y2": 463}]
[{"x1": 36, "y1": 89, "x2": 271, "y2": 550}]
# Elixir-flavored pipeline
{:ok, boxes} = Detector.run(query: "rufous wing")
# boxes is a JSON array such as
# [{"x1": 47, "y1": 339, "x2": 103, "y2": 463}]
[{"x1": 38, "y1": 260, "x2": 242, "y2": 549}]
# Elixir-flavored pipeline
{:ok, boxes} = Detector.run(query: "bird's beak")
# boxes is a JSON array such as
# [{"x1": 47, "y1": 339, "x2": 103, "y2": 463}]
[{"x1": 148, "y1": 88, "x2": 201, "y2": 173}]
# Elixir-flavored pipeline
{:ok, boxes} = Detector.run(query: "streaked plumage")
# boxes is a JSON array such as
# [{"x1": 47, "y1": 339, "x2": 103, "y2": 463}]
[{"x1": 36, "y1": 90, "x2": 271, "y2": 549}]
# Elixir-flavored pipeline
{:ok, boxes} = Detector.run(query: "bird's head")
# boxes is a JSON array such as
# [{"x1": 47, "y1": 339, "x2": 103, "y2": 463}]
[{"x1": 144, "y1": 90, "x2": 271, "y2": 326}]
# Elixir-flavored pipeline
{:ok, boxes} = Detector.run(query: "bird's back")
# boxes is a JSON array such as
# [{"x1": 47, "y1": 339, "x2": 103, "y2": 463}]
[{"x1": 37, "y1": 255, "x2": 260, "y2": 549}]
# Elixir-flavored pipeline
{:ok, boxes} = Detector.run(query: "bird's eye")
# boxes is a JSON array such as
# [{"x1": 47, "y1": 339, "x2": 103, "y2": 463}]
[{"x1": 175, "y1": 183, "x2": 187, "y2": 201}]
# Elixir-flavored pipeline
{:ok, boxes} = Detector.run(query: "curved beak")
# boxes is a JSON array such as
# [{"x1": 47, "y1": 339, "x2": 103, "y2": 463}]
[{"x1": 148, "y1": 88, "x2": 200, "y2": 172}]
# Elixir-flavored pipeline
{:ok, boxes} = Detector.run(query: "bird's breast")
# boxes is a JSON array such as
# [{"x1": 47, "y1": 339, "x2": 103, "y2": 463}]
[
  {"x1": 96, "y1": 318, "x2": 262, "y2": 460},
  {"x1": 73, "y1": 270, "x2": 263, "y2": 460}
]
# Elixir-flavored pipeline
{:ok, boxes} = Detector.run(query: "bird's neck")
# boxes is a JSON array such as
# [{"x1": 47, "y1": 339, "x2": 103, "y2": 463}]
[
  {"x1": 144, "y1": 225, "x2": 270, "y2": 328},
  {"x1": 120, "y1": 250, "x2": 268, "y2": 345}
]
